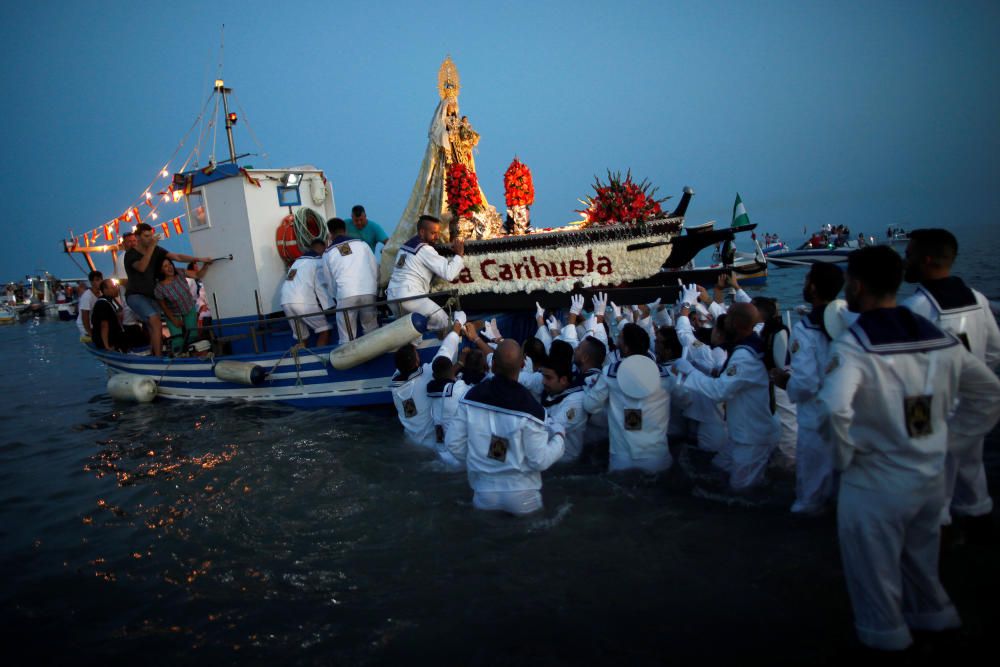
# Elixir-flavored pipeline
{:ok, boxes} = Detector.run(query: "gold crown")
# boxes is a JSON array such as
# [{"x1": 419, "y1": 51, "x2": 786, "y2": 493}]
[{"x1": 438, "y1": 55, "x2": 460, "y2": 101}]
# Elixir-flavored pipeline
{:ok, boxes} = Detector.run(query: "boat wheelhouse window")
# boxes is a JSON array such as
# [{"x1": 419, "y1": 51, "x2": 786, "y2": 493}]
[{"x1": 186, "y1": 191, "x2": 210, "y2": 231}]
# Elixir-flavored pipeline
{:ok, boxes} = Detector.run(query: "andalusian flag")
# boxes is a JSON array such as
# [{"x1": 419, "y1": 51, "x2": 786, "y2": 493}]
[{"x1": 732, "y1": 193, "x2": 751, "y2": 228}]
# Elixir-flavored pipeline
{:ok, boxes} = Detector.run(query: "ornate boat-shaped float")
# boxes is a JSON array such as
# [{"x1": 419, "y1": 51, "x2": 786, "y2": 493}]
[{"x1": 428, "y1": 189, "x2": 758, "y2": 310}]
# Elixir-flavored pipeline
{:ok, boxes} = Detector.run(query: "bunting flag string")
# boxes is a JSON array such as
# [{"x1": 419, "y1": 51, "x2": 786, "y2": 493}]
[{"x1": 65, "y1": 85, "x2": 247, "y2": 255}]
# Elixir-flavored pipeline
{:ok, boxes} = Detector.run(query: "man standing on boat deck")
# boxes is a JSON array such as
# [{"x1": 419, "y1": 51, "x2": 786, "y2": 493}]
[
  {"x1": 345, "y1": 205, "x2": 389, "y2": 255},
  {"x1": 901, "y1": 228, "x2": 1000, "y2": 540},
  {"x1": 125, "y1": 222, "x2": 212, "y2": 356},
  {"x1": 322, "y1": 217, "x2": 379, "y2": 343},
  {"x1": 112, "y1": 232, "x2": 145, "y2": 346},
  {"x1": 817, "y1": 245, "x2": 1000, "y2": 652},
  {"x1": 386, "y1": 215, "x2": 464, "y2": 331},
  {"x1": 76, "y1": 270, "x2": 102, "y2": 342},
  {"x1": 445, "y1": 339, "x2": 566, "y2": 515},
  {"x1": 91, "y1": 279, "x2": 129, "y2": 352},
  {"x1": 281, "y1": 239, "x2": 333, "y2": 347}
]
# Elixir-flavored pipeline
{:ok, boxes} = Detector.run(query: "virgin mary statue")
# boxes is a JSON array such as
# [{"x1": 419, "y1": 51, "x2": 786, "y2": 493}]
[{"x1": 379, "y1": 56, "x2": 496, "y2": 287}]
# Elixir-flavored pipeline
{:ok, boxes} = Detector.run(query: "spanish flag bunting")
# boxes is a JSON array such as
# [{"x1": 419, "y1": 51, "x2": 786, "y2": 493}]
[
  {"x1": 132, "y1": 207, "x2": 142, "y2": 224},
  {"x1": 160, "y1": 222, "x2": 170, "y2": 238},
  {"x1": 104, "y1": 224, "x2": 113, "y2": 241},
  {"x1": 240, "y1": 168, "x2": 261, "y2": 187},
  {"x1": 172, "y1": 217, "x2": 183, "y2": 234}
]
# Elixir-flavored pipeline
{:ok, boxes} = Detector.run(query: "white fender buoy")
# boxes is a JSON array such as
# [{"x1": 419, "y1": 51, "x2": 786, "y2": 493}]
[
  {"x1": 107, "y1": 373, "x2": 157, "y2": 403},
  {"x1": 330, "y1": 313, "x2": 429, "y2": 370},
  {"x1": 214, "y1": 360, "x2": 266, "y2": 386}
]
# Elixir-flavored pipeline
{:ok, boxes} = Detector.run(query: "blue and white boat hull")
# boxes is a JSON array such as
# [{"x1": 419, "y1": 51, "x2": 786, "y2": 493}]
[{"x1": 87, "y1": 336, "x2": 446, "y2": 408}]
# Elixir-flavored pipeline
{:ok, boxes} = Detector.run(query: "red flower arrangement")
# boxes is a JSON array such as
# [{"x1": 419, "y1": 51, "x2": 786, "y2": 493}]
[
  {"x1": 577, "y1": 170, "x2": 669, "y2": 226},
  {"x1": 503, "y1": 157, "x2": 535, "y2": 208},
  {"x1": 446, "y1": 162, "x2": 483, "y2": 217}
]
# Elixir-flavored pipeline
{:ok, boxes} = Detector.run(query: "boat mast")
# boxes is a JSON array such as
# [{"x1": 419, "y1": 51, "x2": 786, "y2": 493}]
[{"x1": 215, "y1": 79, "x2": 238, "y2": 164}]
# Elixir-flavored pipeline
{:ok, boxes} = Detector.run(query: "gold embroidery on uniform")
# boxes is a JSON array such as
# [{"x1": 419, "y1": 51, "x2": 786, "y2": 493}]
[
  {"x1": 402, "y1": 398, "x2": 417, "y2": 418},
  {"x1": 338, "y1": 243, "x2": 353, "y2": 256},
  {"x1": 488, "y1": 435, "x2": 508, "y2": 461},
  {"x1": 904, "y1": 395, "x2": 933, "y2": 437}
]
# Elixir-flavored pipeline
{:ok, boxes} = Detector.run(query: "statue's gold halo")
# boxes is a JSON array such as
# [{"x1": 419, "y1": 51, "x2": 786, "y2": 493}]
[{"x1": 438, "y1": 55, "x2": 460, "y2": 101}]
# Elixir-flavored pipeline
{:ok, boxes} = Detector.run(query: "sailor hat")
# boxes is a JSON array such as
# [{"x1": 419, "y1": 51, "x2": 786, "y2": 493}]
[
  {"x1": 823, "y1": 299, "x2": 858, "y2": 340},
  {"x1": 618, "y1": 355, "x2": 661, "y2": 399}
]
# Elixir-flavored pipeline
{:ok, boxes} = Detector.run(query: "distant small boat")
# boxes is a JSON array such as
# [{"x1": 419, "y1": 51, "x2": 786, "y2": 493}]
[
  {"x1": 880, "y1": 225, "x2": 909, "y2": 248},
  {"x1": 0, "y1": 306, "x2": 16, "y2": 326}
]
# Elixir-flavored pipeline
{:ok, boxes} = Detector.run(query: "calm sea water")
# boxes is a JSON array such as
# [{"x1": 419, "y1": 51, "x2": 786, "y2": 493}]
[{"x1": 2, "y1": 229, "x2": 998, "y2": 665}]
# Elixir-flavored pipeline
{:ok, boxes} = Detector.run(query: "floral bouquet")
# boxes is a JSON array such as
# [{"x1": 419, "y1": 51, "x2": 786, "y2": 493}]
[
  {"x1": 503, "y1": 158, "x2": 534, "y2": 208},
  {"x1": 576, "y1": 169, "x2": 669, "y2": 227},
  {"x1": 446, "y1": 162, "x2": 483, "y2": 218}
]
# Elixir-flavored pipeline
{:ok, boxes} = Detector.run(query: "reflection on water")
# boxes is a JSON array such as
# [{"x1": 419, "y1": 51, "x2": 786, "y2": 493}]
[{"x1": 2, "y1": 229, "x2": 997, "y2": 664}]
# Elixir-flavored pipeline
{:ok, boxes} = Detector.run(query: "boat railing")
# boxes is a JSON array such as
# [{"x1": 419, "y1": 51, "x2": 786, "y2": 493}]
[{"x1": 202, "y1": 289, "x2": 459, "y2": 354}]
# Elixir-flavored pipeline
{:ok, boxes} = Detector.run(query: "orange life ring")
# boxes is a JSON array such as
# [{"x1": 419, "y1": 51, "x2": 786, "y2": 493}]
[{"x1": 276, "y1": 215, "x2": 301, "y2": 264}]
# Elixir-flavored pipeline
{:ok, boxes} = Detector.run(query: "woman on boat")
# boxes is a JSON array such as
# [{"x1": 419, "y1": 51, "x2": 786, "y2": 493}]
[{"x1": 154, "y1": 259, "x2": 208, "y2": 353}]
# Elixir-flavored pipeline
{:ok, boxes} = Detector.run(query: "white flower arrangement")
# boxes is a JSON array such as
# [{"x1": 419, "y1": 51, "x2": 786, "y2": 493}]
[{"x1": 434, "y1": 234, "x2": 674, "y2": 295}]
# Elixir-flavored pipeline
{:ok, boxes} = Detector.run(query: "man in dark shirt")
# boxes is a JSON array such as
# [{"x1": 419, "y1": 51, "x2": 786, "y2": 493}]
[
  {"x1": 91, "y1": 279, "x2": 128, "y2": 352},
  {"x1": 124, "y1": 222, "x2": 211, "y2": 356}
]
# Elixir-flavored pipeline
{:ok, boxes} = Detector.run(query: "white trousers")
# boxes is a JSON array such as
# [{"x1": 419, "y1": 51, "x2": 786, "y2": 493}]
[
  {"x1": 718, "y1": 439, "x2": 773, "y2": 490},
  {"x1": 944, "y1": 434, "x2": 993, "y2": 521},
  {"x1": 473, "y1": 489, "x2": 543, "y2": 515},
  {"x1": 696, "y1": 416, "x2": 727, "y2": 453},
  {"x1": 791, "y1": 425, "x2": 834, "y2": 514},
  {"x1": 392, "y1": 293, "x2": 450, "y2": 331},
  {"x1": 837, "y1": 481, "x2": 960, "y2": 650},
  {"x1": 335, "y1": 294, "x2": 378, "y2": 343},
  {"x1": 282, "y1": 302, "x2": 331, "y2": 340}
]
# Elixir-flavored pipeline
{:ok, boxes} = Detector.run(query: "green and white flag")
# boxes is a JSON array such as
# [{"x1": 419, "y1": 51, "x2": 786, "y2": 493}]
[{"x1": 732, "y1": 193, "x2": 751, "y2": 228}]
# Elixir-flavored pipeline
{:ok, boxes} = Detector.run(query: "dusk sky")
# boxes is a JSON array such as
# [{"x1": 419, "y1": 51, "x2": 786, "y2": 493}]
[{"x1": 2, "y1": 0, "x2": 998, "y2": 279}]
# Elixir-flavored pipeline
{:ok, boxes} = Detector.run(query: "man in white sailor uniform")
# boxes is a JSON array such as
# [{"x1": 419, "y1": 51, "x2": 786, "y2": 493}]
[
  {"x1": 583, "y1": 323, "x2": 671, "y2": 473},
  {"x1": 673, "y1": 303, "x2": 781, "y2": 490},
  {"x1": 445, "y1": 340, "x2": 566, "y2": 515},
  {"x1": 574, "y1": 333, "x2": 609, "y2": 460},
  {"x1": 538, "y1": 352, "x2": 588, "y2": 463},
  {"x1": 426, "y1": 314, "x2": 471, "y2": 465},
  {"x1": 391, "y1": 315, "x2": 463, "y2": 450},
  {"x1": 280, "y1": 239, "x2": 333, "y2": 347},
  {"x1": 674, "y1": 289, "x2": 729, "y2": 454},
  {"x1": 818, "y1": 245, "x2": 1000, "y2": 652},
  {"x1": 902, "y1": 228, "x2": 1000, "y2": 536},
  {"x1": 322, "y1": 217, "x2": 379, "y2": 343},
  {"x1": 386, "y1": 215, "x2": 465, "y2": 331},
  {"x1": 772, "y1": 262, "x2": 845, "y2": 514}
]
